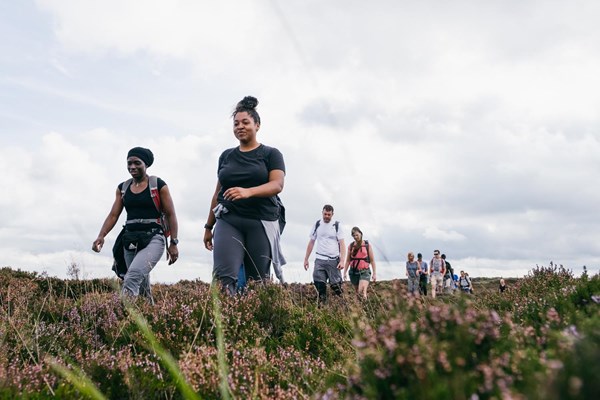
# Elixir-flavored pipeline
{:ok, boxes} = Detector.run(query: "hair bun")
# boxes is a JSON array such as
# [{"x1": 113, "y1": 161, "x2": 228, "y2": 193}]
[{"x1": 237, "y1": 96, "x2": 258, "y2": 111}]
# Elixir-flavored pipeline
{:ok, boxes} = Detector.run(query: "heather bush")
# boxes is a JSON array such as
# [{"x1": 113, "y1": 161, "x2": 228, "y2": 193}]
[
  {"x1": 325, "y1": 266, "x2": 600, "y2": 400},
  {"x1": 0, "y1": 265, "x2": 598, "y2": 399}
]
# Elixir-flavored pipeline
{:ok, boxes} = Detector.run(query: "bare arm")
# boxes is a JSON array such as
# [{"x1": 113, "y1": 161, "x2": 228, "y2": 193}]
[
  {"x1": 203, "y1": 181, "x2": 221, "y2": 251},
  {"x1": 337, "y1": 239, "x2": 346, "y2": 270},
  {"x1": 92, "y1": 188, "x2": 124, "y2": 252},
  {"x1": 304, "y1": 239, "x2": 315, "y2": 270},
  {"x1": 223, "y1": 169, "x2": 284, "y2": 201},
  {"x1": 160, "y1": 185, "x2": 179, "y2": 265},
  {"x1": 343, "y1": 243, "x2": 352, "y2": 278},
  {"x1": 369, "y1": 243, "x2": 376, "y2": 281}
]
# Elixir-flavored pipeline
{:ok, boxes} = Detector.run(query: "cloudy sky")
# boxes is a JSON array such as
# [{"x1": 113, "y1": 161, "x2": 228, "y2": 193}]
[{"x1": 2, "y1": 0, "x2": 599, "y2": 283}]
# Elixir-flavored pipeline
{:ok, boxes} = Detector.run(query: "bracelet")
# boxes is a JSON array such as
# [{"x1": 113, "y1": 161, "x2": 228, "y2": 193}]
[{"x1": 204, "y1": 223, "x2": 213, "y2": 230}]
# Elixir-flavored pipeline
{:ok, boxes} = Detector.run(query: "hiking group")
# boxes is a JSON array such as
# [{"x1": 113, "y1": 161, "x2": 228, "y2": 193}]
[
  {"x1": 91, "y1": 95, "x2": 476, "y2": 304},
  {"x1": 406, "y1": 251, "x2": 475, "y2": 298}
]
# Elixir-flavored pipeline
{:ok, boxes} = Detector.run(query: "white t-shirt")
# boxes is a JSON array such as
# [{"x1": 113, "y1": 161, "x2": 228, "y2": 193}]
[{"x1": 310, "y1": 220, "x2": 344, "y2": 260}]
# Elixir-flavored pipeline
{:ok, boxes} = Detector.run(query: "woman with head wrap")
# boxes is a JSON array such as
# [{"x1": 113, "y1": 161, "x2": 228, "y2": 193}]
[
  {"x1": 203, "y1": 96, "x2": 286, "y2": 295},
  {"x1": 92, "y1": 147, "x2": 179, "y2": 303}
]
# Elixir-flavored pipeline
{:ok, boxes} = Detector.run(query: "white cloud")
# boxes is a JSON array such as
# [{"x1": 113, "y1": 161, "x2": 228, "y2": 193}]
[
  {"x1": 2, "y1": 1, "x2": 599, "y2": 282},
  {"x1": 423, "y1": 227, "x2": 467, "y2": 242}
]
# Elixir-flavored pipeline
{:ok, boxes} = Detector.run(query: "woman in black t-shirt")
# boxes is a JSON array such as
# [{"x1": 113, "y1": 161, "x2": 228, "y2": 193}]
[
  {"x1": 203, "y1": 96, "x2": 286, "y2": 294},
  {"x1": 92, "y1": 147, "x2": 179, "y2": 302}
]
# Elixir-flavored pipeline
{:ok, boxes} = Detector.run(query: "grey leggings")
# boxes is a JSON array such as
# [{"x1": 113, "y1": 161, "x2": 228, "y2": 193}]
[
  {"x1": 213, "y1": 213, "x2": 271, "y2": 294},
  {"x1": 123, "y1": 234, "x2": 165, "y2": 303}
]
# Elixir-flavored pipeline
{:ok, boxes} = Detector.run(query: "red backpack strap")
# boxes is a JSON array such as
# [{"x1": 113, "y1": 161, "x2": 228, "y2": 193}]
[{"x1": 149, "y1": 175, "x2": 161, "y2": 212}]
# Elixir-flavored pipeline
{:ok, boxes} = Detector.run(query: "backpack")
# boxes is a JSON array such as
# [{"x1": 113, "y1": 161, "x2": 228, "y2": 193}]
[
  {"x1": 313, "y1": 219, "x2": 339, "y2": 236},
  {"x1": 459, "y1": 275, "x2": 471, "y2": 288},
  {"x1": 120, "y1": 176, "x2": 170, "y2": 237},
  {"x1": 111, "y1": 229, "x2": 127, "y2": 280}
]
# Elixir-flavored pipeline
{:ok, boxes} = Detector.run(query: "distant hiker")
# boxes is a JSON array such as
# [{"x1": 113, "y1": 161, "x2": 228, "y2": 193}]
[
  {"x1": 499, "y1": 278, "x2": 507, "y2": 293},
  {"x1": 405, "y1": 252, "x2": 421, "y2": 295},
  {"x1": 441, "y1": 254, "x2": 455, "y2": 293},
  {"x1": 343, "y1": 227, "x2": 376, "y2": 299},
  {"x1": 466, "y1": 272, "x2": 474, "y2": 293},
  {"x1": 304, "y1": 204, "x2": 346, "y2": 305},
  {"x1": 92, "y1": 147, "x2": 179, "y2": 304},
  {"x1": 203, "y1": 96, "x2": 286, "y2": 295},
  {"x1": 417, "y1": 253, "x2": 428, "y2": 296},
  {"x1": 458, "y1": 270, "x2": 472, "y2": 293},
  {"x1": 429, "y1": 250, "x2": 446, "y2": 298}
]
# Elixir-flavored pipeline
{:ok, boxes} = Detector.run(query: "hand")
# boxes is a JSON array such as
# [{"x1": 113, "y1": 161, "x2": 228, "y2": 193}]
[
  {"x1": 203, "y1": 230, "x2": 214, "y2": 251},
  {"x1": 167, "y1": 244, "x2": 179, "y2": 265},
  {"x1": 92, "y1": 237, "x2": 104, "y2": 253},
  {"x1": 372, "y1": 272, "x2": 377, "y2": 282},
  {"x1": 223, "y1": 187, "x2": 251, "y2": 201},
  {"x1": 337, "y1": 262, "x2": 344, "y2": 270},
  {"x1": 303, "y1": 260, "x2": 309, "y2": 271},
  {"x1": 343, "y1": 273, "x2": 348, "y2": 281}
]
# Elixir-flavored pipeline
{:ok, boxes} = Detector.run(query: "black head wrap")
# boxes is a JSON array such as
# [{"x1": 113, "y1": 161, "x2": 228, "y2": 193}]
[{"x1": 127, "y1": 147, "x2": 154, "y2": 167}]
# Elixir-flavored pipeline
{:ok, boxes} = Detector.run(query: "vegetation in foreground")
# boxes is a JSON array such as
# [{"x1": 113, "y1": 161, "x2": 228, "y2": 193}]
[{"x1": 0, "y1": 265, "x2": 598, "y2": 399}]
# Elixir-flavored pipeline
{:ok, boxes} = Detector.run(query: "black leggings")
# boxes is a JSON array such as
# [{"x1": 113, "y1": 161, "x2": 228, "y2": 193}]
[
  {"x1": 419, "y1": 275, "x2": 428, "y2": 296},
  {"x1": 213, "y1": 213, "x2": 271, "y2": 294}
]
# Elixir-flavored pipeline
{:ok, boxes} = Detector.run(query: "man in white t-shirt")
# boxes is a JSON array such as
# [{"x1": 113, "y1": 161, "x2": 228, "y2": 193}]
[{"x1": 304, "y1": 204, "x2": 346, "y2": 305}]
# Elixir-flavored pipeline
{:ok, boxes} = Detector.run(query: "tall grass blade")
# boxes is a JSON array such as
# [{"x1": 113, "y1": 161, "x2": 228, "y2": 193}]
[
  {"x1": 211, "y1": 281, "x2": 233, "y2": 400},
  {"x1": 127, "y1": 305, "x2": 202, "y2": 400},
  {"x1": 48, "y1": 357, "x2": 107, "y2": 400}
]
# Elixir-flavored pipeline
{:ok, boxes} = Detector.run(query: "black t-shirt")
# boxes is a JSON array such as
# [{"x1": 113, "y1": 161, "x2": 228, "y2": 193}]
[
  {"x1": 217, "y1": 144, "x2": 285, "y2": 220},
  {"x1": 118, "y1": 177, "x2": 166, "y2": 230},
  {"x1": 444, "y1": 261, "x2": 453, "y2": 277}
]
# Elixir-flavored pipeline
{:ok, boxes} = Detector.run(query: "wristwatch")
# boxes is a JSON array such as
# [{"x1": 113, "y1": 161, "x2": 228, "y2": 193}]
[
  {"x1": 204, "y1": 224, "x2": 213, "y2": 230},
  {"x1": 170, "y1": 238, "x2": 179, "y2": 246}
]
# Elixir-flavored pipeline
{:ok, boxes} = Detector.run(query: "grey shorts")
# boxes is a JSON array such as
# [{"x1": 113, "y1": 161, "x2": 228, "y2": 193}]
[
  {"x1": 349, "y1": 268, "x2": 371, "y2": 286},
  {"x1": 313, "y1": 258, "x2": 342, "y2": 285}
]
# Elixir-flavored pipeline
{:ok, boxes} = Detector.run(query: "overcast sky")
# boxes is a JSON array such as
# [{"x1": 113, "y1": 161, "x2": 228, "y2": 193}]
[{"x1": 2, "y1": 0, "x2": 599, "y2": 283}]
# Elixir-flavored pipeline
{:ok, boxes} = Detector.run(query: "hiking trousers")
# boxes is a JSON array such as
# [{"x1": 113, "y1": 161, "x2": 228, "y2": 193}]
[
  {"x1": 213, "y1": 213, "x2": 271, "y2": 295},
  {"x1": 419, "y1": 275, "x2": 428, "y2": 295},
  {"x1": 123, "y1": 234, "x2": 165, "y2": 303},
  {"x1": 313, "y1": 258, "x2": 343, "y2": 303}
]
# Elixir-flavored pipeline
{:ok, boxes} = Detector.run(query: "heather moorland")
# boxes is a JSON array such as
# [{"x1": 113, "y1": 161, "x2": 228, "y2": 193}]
[{"x1": 0, "y1": 264, "x2": 598, "y2": 399}]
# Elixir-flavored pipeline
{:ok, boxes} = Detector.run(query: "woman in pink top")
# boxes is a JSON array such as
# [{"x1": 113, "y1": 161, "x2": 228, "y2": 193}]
[{"x1": 343, "y1": 227, "x2": 377, "y2": 299}]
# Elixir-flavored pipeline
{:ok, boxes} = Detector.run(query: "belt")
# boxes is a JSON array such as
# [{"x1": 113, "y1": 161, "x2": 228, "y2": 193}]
[
  {"x1": 126, "y1": 218, "x2": 161, "y2": 225},
  {"x1": 316, "y1": 252, "x2": 339, "y2": 260}
]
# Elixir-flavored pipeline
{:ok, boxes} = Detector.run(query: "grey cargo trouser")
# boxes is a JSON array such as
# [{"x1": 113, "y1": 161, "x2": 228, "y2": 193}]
[{"x1": 123, "y1": 234, "x2": 165, "y2": 303}]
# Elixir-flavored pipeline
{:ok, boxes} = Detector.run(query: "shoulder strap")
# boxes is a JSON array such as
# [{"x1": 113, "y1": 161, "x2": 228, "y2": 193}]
[
  {"x1": 312, "y1": 220, "x2": 321, "y2": 235},
  {"x1": 149, "y1": 175, "x2": 161, "y2": 212},
  {"x1": 334, "y1": 221, "x2": 339, "y2": 233},
  {"x1": 120, "y1": 178, "x2": 133, "y2": 199}
]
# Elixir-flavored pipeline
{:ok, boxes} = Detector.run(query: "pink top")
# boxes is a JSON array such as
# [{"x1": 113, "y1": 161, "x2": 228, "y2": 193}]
[{"x1": 348, "y1": 242, "x2": 370, "y2": 271}]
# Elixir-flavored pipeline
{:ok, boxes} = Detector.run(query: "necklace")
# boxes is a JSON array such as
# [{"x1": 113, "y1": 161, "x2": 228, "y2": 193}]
[{"x1": 134, "y1": 178, "x2": 145, "y2": 187}]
